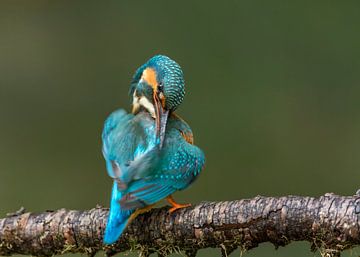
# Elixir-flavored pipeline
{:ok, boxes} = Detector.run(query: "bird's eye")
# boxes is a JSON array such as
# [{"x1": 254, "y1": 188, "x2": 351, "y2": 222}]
[{"x1": 158, "y1": 83, "x2": 163, "y2": 92}]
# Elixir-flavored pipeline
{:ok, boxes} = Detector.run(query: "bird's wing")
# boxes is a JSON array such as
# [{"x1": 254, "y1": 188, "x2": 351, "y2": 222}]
[
  {"x1": 102, "y1": 109, "x2": 131, "y2": 165},
  {"x1": 119, "y1": 129, "x2": 205, "y2": 210},
  {"x1": 102, "y1": 110, "x2": 159, "y2": 189}
]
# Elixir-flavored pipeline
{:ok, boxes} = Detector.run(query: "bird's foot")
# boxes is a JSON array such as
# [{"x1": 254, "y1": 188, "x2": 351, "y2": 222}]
[
  {"x1": 169, "y1": 203, "x2": 191, "y2": 213},
  {"x1": 128, "y1": 204, "x2": 155, "y2": 224},
  {"x1": 166, "y1": 195, "x2": 191, "y2": 213}
]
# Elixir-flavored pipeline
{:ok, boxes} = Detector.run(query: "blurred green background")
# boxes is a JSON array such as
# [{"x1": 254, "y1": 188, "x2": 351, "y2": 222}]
[{"x1": 1, "y1": 1, "x2": 360, "y2": 256}]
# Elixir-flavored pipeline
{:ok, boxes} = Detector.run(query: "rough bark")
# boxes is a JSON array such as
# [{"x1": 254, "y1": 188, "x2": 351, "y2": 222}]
[{"x1": 1, "y1": 193, "x2": 360, "y2": 257}]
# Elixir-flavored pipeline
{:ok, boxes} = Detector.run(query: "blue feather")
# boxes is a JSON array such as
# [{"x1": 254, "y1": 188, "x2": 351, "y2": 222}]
[{"x1": 103, "y1": 182, "x2": 133, "y2": 244}]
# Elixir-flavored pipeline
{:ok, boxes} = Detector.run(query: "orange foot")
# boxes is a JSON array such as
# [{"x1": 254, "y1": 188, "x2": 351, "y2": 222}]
[
  {"x1": 127, "y1": 204, "x2": 155, "y2": 224},
  {"x1": 166, "y1": 195, "x2": 191, "y2": 213}
]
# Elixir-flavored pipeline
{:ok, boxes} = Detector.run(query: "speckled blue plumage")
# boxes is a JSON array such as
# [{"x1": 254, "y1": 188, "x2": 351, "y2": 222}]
[{"x1": 102, "y1": 109, "x2": 205, "y2": 244}]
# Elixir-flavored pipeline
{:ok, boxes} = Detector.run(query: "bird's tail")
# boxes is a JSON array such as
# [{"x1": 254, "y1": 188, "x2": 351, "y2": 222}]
[{"x1": 103, "y1": 182, "x2": 133, "y2": 244}]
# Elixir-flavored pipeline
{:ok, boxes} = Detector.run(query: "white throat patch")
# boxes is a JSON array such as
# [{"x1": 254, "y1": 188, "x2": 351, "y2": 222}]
[{"x1": 132, "y1": 90, "x2": 156, "y2": 118}]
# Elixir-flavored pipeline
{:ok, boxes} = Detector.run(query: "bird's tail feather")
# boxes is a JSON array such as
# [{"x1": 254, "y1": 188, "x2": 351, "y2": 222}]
[{"x1": 104, "y1": 182, "x2": 133, "y2": 244}]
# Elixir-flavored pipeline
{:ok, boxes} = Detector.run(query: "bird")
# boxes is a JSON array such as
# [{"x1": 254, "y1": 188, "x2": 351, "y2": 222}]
[{"x1": 102, "y1": 55, "x2": 205, "y2": 245}]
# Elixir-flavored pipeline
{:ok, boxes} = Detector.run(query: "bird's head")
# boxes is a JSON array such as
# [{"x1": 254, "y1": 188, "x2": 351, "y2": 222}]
[{"x1": 129, "y1": 55, "x2": 185, "y2": 147}]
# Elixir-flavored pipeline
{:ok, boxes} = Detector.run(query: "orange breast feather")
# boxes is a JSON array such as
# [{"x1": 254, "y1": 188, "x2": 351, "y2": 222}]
[{"x1": 180, "y1": 130, "x2": 194, "y2": 145}]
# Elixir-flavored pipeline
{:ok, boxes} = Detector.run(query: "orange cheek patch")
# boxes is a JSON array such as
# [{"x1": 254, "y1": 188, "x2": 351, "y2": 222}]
[{"x1": 141, "y1": 68, "x2": 158, "y2": 90}]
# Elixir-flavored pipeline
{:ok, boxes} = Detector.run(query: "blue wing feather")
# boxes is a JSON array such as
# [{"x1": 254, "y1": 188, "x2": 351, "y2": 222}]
[
  {"x1": 119, "y1": 180, "x2": 175, "y2": 210},
  {"x1": 102, "y1": 109, "x2": 159, "y2": 181},
  {"x1": 118, "y1": 128, "x2": 205, "y2": 210}
]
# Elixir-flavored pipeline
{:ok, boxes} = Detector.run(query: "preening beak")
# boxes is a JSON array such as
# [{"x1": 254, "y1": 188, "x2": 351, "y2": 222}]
[
  {"x1": 153, "y1": 93, "x2": 169, "y2": 149},
  {"x1": 132, "y1": 74, "x2": 169, "y2": 148}
]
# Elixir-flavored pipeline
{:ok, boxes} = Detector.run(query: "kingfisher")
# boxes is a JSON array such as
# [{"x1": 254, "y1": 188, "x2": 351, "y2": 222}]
[{"x1": 102, "y1": 55, "x2": 205, "y2": 244}]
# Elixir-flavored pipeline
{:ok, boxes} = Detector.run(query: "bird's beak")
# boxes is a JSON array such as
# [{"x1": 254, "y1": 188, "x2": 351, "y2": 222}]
[{"x1": 153, "y1": 93, "x2": 169, "y2": 149}]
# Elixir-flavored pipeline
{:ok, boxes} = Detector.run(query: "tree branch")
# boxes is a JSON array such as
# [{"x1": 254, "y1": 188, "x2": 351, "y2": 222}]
[{"x1": 1, "y1": 193, "x2": 360, "y2": 257}]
